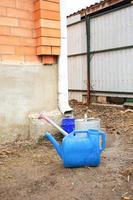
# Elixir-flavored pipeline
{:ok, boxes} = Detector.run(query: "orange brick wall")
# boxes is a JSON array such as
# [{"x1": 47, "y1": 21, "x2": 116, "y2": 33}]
[
  {"x1": 34, "y1": 0, "x2": 60, "y2": 64},
  {"x1": 0, "y1": 0, "x2": 60, "y2": 64}
]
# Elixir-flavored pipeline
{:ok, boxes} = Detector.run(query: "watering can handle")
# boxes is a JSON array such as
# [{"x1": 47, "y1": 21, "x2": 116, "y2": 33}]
[
  {"x1": 99, "y1": 132, "x2": 106, "y2": 152},
  {"x1": 72, "y1": 130, "x2": 89, "y2": 135}
]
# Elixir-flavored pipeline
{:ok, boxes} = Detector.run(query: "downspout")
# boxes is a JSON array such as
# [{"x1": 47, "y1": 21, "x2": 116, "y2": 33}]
[
  {"x1": 58, "y1": 0, "x2": 73, "y2": 115},
  {"x1": 85, "y1": 11, "x2": 91, "y2": 103}
]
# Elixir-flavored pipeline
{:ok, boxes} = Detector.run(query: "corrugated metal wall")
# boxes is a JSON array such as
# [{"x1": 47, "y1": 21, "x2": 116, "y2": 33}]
[
  {"x1": 68, "y1": 5, "x2": 133, "y2": 101},
  {"x1": 91, "y1": 49, "x2": 133, "y2": 92},
  {"x1": 68, "y1": 20, "x2": 87, "y2": 97},
  {"x1": 68, "y1": 55, "x2": 87, "y2": 90},
  {"x1": 90, "y1": 5, "x2": 133, "y2": 93},
  {"x1": 90, "y1": 6, "x2": 133, "y2": 51},
  {"x1": 67, "y1": 14, "x2": 81, "y2": 26},
  {"x1": 68, "y1": 21, "x2": 87, "y2": 55}
]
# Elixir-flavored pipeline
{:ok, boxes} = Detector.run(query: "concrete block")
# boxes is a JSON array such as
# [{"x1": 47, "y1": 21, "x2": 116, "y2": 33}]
[
  {"x1": 90, "y1": 95, "x2": 97, "y2": 103},
  {"x1": 29, "y1": 109, "x2": 62, "y2": 141},
  {"x1": 97, "y1": 96, "x2": 107, "y2": 104}
]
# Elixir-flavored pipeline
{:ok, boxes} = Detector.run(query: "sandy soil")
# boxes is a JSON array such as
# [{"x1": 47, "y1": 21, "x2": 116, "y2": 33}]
[{"x1": 0, "y1": 102, "x2": 133, "y2": 200}]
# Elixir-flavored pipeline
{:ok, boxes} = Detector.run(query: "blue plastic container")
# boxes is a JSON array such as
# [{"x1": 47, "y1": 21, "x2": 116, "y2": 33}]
[
  {"x1": 45, "y1": 129, "x2": 106, "y2": 168},
  {"x1": 61, "y1": 118, "x2": 75, "y2": 134},
  {"x1": 63, "y1": 129, "x2": 106, "y2": 167}
]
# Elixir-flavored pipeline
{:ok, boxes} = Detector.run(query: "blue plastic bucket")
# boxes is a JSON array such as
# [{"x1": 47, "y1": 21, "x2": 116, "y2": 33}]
[{"x1": 61, "y1": 118, "x2": 75, "y2": 134}]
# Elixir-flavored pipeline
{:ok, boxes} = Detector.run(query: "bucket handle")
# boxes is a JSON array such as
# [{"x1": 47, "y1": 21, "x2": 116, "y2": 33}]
[{"x1": 99, "y1": 132, "x2": 106, "y2": 152}]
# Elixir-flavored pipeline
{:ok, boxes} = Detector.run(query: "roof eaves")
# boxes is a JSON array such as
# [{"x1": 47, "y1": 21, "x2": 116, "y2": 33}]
[{"x1": 67, "y1": 0, "x2": 127, "y2": 18}]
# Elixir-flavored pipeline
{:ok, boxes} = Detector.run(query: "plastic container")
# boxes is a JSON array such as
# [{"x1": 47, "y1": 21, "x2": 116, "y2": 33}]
[
  {"x1": 61, "y1": 118, "x2": 75, "y2": 134},
  {"x1": 75, "y1": 118, "x2": 100, "y2": 130},
  {"x1": 45, "y1": 129, "x2": 106, "y2": 167}
]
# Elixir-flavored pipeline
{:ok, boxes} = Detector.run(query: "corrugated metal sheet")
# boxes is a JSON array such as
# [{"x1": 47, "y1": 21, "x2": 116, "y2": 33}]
[
  {"x1": 67, "y1": 14, "x2": 81, "y2": 26},
  {"x1": 90, "y1": 48, "x2": 133, "y2": 92},
  {"x1": 67, "y1": 5, "x2": 133, "y2": 99},
  {"x1": 67, "y1": 21, "x2": 87, "y2": 55},
  {"x1": 90, "y1": 5, "x2": 133, "y2": 51},
  {"x1": 68, "y1": 55, "x2": 87, "y2": 90}
]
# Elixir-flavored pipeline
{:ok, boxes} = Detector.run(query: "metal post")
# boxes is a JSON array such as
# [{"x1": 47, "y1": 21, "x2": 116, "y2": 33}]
[{"x1": 85, "y1": 12, "x2": 91, "y2": 104}]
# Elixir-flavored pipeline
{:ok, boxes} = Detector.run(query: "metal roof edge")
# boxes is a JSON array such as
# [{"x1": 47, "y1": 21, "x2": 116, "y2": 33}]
[{"x1": 67, "y1": 0, "x2": 129, "y2": 18}]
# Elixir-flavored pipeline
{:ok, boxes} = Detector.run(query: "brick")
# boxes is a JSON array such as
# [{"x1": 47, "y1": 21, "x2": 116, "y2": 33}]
[
  {"x1": 34, "y1": 0, "x2": 60, "y2": 12},
  {"x1": 0, "y1": 26, "x2": 11, "y2": 36},
  {"x1": 42, "y1": 55, "x2": 57, "y2": 64},
  {"x1": 20, "y1": 38, "x2": 36, "y2": 47},
  {"x1": 52, "y1": 46, "x2": 60, "y2": 55},
  {"x1": 37, "y1": 37, "x2": 60, "y2": 46},
  {"x1": 50, "y1": 0, "x2": 60, "y2": 2},
  {"x1": 36, "y1": 28, "x2": 60, "y2": 38},
  {"x1": 34, "y1": 10, "x2": 60, "y2": 21},
  {"x1": 16, "y1": 46, "x2": 36, "y2": 56},
  {"x1": 24, "y1": 55, "x2": 41, "y2": 63},
  {"x1": 0, "y1": 36, "x2": 20, "y2": 45},
  {"x1": 16, "y1": 0, "x2": 34, "y2": 11},
  {"x1": 0, "y1": 45, "x2": 15, "y2": 55},
  {"x1": 11, "y1": 28, "x2": 33, "y2": 37},
  {"x1": 0, "y1": 16, "x2": 18, "y2": 27},
  {"x1": 46, "y1": 0, "x2": 60, "y2": 2},
  {"x1": 2, "y1": 55, "x2": 24, "y2": 62},
  {"x1": 19, "y1": 19, "x2": 34, "y2": 29},
  {"x1": 32, "y1": 30, "x2": 37, "y2": 38},
  {"x1": 0, "y1": 7, "x2": 7, "y2": 16},
  {"x1": 97, "y1": 96, "x2": 107, "y2": 104},
  {"x1": 0, "y1": 0, "x2": 16, "y2": 8},
  {"x1": 37, "y1": 46, "x2": 51, "y2": 55},
  {"x1": 7, "y1": 8, "x2": 33, "y2": 20},
  {"x1": 35, "y1": 19, "x2": 60, "y2": 29}
]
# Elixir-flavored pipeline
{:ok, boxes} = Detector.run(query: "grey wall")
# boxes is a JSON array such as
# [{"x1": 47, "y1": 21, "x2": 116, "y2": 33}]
[{"x1": 0, "y1": 63, "x2": 58, "y2": 143}]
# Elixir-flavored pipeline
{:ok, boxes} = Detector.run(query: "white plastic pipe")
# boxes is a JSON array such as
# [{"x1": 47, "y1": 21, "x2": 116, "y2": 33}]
[
  {"x1": 38, "y1": 113, "x2": 68, "y2": 136},
  {"x1": 58, "y1": 0, "x2": 72, "y2": 115}
]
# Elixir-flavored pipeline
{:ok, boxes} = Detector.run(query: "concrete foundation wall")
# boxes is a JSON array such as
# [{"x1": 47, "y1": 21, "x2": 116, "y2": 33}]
[
  {"x1": 0, "y1": 63, "x2": 58, "y2": 143},
  {"x1": 69, "y1": 91, "x2": 84, "y2": 102}
]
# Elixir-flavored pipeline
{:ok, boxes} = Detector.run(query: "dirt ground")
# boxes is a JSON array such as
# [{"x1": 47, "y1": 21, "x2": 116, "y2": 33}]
[{"x1": 0, "y1": 101, "x2": 133, "y2": 200}]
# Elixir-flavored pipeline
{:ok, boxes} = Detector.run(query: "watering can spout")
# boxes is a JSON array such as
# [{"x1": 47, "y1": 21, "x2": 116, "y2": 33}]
[{"x1": 44, "y1": 133, "x2": 62, "y2": 159}]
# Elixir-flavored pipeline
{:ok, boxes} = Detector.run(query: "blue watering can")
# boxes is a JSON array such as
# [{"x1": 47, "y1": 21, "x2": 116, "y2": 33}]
[{"x1": 44, "y1": 129, "x2": 106, "y2": 168}]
